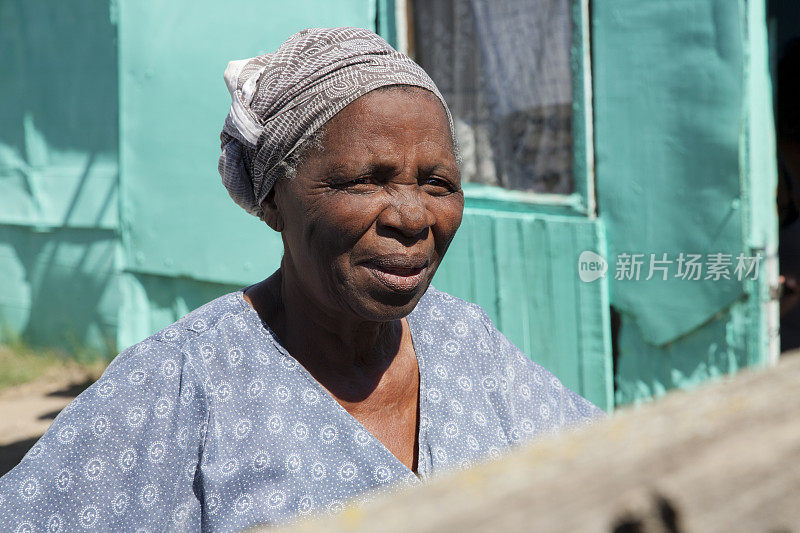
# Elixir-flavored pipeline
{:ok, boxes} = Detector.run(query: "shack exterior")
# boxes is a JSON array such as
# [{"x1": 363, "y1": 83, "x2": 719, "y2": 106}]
[{"x1": 0, "y1": 0, "x2": 778, "y2": 410}]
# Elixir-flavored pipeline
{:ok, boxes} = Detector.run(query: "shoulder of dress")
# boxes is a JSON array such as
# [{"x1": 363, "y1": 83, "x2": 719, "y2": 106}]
[
  {"x1": 146, "y1": 291, "x2": 249, "y2": 346},
  {"x1": 113, "y1": 291, "x2": 249, "y2": 368},
  {"x1": 409, "y1": 286, "x2": 498, "y2": 362},
  {"x1": 415, "y1": 285, "x2": 490, "y2": 322}
]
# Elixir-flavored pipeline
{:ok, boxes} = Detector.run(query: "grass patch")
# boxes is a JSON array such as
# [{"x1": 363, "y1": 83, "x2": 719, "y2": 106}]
[{"x1": 0, "y1": 342, "x2": 107, "y2": 393}]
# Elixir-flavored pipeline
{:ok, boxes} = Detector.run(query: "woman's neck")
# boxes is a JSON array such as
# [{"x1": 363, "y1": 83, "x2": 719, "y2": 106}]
[{"x1": 244, "y1": 267, "x2": 405, "y2": 395}]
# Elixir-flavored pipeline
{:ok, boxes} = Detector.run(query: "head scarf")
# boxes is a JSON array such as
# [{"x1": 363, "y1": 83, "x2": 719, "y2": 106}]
[{"x1": 218, "y1": 27, "x2": 454, "y2": 218}]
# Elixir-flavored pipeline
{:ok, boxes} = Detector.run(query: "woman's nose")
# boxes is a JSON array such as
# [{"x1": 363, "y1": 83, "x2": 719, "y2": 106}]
[{"x1": 378, "y1": 192, "x2": 434, "y2": 240}]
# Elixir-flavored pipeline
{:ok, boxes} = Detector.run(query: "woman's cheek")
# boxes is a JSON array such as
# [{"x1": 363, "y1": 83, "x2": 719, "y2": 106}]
[
  {"x1": 320, "y1": 198, "x2": 380, "y2": 239},
  {"x1": 432, "y1": 197, "x2": 464, "y2": 242},
  {"x1": 303, "y1": 215, "x2": 366, "y2": 264}
]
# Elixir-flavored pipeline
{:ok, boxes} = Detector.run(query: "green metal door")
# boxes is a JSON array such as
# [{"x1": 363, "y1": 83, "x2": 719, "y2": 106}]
[{"x1": 592, "y1": 0, "x2": 778, "y2": 404}]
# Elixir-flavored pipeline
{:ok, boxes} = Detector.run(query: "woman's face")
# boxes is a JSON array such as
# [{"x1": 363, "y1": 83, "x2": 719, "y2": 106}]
[{"x1": 266, "y1": 87, "x2": 463, "y2": 322}]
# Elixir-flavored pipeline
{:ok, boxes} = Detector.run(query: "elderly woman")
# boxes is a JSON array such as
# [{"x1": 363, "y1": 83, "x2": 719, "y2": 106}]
[{"x1": 0, "y1": 28, "x2": 600, "y2": 531}]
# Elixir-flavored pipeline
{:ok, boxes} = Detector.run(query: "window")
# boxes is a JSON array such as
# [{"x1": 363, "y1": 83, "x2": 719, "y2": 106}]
[{"x1": 411, "y1": 0, "x2": 575, "y2": 194}]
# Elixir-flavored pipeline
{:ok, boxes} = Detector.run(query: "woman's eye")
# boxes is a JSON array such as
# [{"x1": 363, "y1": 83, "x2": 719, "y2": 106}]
[{"x1": 421, "y1": 177, "x2": 453, "y2": 192}]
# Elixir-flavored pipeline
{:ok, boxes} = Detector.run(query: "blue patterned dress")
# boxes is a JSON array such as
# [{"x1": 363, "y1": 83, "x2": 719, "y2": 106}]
[{"x1": 0, "y1": 287, "x2": 601, "y2": 531}]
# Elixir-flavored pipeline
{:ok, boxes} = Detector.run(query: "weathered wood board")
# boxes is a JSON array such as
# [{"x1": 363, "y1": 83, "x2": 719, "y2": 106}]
[{"x1": 269, "y1": 353, "x2": 800, "y2": 532}]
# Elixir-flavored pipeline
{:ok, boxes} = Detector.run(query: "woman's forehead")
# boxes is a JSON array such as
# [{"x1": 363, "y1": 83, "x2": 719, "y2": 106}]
[{"x1": 320, "y1": 88, "x2": 455, "y2": 159}]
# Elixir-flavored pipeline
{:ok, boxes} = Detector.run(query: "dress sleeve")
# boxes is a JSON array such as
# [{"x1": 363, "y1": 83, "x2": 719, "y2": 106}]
[
  {"x1": 0, "y1": 337, "x2": 209, "y2": 532},
  {"x1": 473, "y1": 305, "x2": 605, "y2": 440}
]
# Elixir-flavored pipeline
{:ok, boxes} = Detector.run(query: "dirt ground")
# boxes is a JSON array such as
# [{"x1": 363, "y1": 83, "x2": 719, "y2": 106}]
[{"x1": 0, "y1": 368, "x2": 96, "y2": 477}]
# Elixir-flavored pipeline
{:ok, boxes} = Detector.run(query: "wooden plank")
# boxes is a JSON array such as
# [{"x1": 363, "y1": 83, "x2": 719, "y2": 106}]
[
  {"x1": 467, "y1": 212, "x2": 500, "y2": 325},
  {"x1": 430, "y1": 214, "x2": 474, "y2": 302},
  {"x1": 494, "y1": 216, "x2": 530, "y2": 354},
  {"x1": 275, "y1": 353, "x2": 800, "y2": 533},
  {"x1": 573, "y1": 220, "x2": 613, "y2": 410},
  {"x1": 521, "y1": 217, "x2": 554, "y2": 374},
  {"x1": 570, "y1": 0, "x2": 595, "y2": 216},
  {"x1": 546, "y1": 220, "x2": 581, "y2": 389}
]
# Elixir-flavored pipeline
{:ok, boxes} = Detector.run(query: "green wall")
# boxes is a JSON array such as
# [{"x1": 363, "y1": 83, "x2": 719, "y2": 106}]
[
  {"x1": 0, "y1": 0, "x2": 613, "y2": 409},
  {"x1": 0, "y1": 0, "x2": 376, "y2": 355},
  {"x1": 0, "y1": 1, "x2": 120, "y2": 355},
  {"x1": 593, "y1": 0, "x2": 777, "y2": 404}
]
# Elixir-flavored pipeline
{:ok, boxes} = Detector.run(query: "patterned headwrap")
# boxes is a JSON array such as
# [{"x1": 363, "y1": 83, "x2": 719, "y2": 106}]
[{"x1": 218, "y1": 27, "x2": 454, "y2": 218}]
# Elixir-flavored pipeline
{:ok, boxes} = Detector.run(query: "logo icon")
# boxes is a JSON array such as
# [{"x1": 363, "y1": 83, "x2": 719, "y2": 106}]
[{"x1": 578, "y1": 251, "x2": 607, "y2": 282}]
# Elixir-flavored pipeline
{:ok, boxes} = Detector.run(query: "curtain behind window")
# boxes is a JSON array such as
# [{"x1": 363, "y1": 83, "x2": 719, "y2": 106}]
[{"x1": 413, "y1": 0, "x2": 573, "y2": 193}]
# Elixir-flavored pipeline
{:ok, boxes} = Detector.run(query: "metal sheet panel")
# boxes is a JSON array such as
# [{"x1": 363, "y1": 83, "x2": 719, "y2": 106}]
[
  {"x1": 0, "y1": 0, "x2": 119, "y2": 230},
  {"x1": 593, "y1": 0, "x2": 748, "y2": 346},
  {"x1": 594, "y1": 0, "x2": 778, "y2": 403}
]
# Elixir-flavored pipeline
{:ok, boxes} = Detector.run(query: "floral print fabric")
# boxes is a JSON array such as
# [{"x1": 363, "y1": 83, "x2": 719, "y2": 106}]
[{"x1": 0, "y1": 287, "x2": 601, "y2": 531}]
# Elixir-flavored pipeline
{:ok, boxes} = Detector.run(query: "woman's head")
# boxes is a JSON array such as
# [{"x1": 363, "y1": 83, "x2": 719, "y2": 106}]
[
  {"x1": 219, "y1": 28, "x2": 463, "y2": 321},
  {"x1": 263, "y1": 85, "x2": 462, "y2": 321}
]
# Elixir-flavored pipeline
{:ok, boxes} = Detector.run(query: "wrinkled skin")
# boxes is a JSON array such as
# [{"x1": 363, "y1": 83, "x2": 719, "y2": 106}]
[{"x1": 244, "y1": 87, "x2": 463, "y2": 470}]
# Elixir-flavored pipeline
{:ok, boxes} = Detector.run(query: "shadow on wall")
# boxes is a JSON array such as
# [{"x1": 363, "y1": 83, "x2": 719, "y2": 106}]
[
  {"x1": 0, "y1": 0, "x2": 118, "y2": 159},
  {"x1": 0, "y1": 226, "x2": 120, "y2": 359},
  {"x1": 0, "y1": 1, "x2": 121, "y2": 358}
]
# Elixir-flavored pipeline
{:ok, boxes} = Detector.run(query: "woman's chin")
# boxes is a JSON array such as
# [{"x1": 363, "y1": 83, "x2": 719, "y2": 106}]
[{"x1": 352, "y1": 282, "x2": 431, "y2": 322}]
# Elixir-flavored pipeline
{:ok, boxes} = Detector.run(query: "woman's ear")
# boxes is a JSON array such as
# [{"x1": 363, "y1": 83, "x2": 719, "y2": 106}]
[{"x1": 260, "y1": 186, "x2": 284, "y2": 232}]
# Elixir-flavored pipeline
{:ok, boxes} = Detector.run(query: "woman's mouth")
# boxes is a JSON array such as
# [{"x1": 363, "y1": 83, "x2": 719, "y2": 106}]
[{"x1": 363, "y1": 258, "x2": 428, "y2": 292}]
